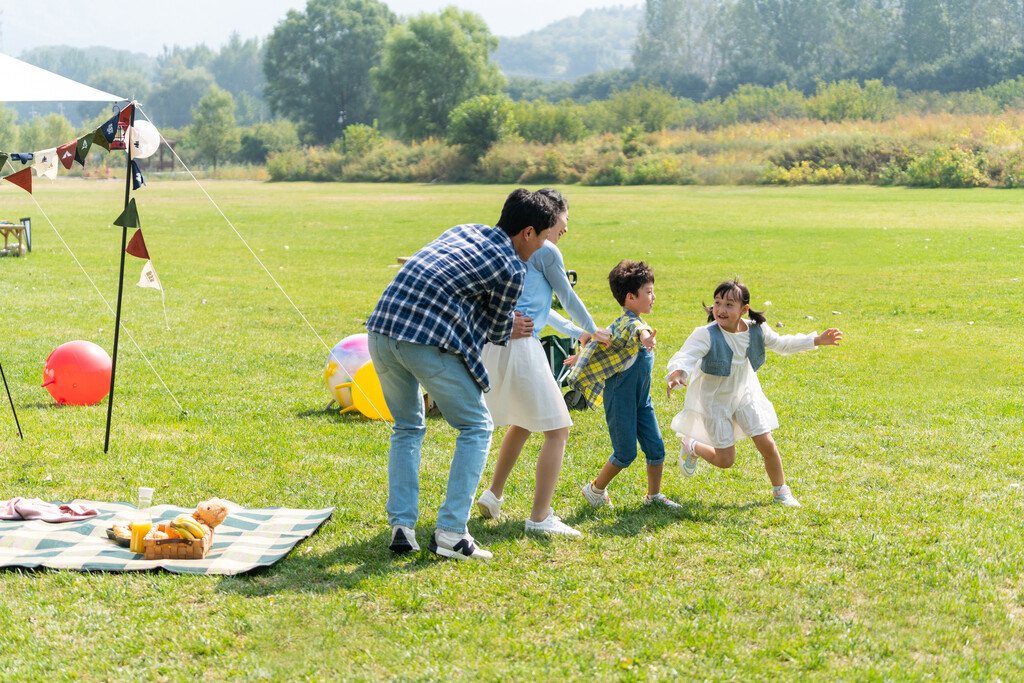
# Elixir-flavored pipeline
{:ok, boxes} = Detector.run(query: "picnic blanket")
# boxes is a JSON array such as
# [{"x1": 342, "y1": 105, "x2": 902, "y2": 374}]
[{"x1": 0, "y1": 499, "x2": 334, "y2": 575}]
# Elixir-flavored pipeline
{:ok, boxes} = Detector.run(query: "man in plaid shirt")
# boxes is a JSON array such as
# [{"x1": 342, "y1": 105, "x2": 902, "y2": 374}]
[{"x1": 367, "y1": 189, "x2": 558, "y2": 561}]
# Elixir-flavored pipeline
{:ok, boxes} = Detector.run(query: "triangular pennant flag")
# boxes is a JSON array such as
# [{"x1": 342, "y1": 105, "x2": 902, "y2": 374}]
[
  {"x1": 118, "y1": 103, "x2": 134, "y2": 128},
  {"x1": 76, "y1": 134, "x2": 93, "y2": 166},
  {"x1": 57, "y1": 141, "x2": 77, "y2": 170},
  {"x1": 9, "y1": 152, "x2": 34, "y2": 164},
  {"x1": 92, "y1": 127, "x2": 111, "y2": 151},
  {"x1": 113, "y1": 198, "x2": 140, "y2": 228},
  {"x1": 137, "y1": 260, "x2": 162, "y2": 290},
  {"x1": 125, "y1": 228, "x2": 150, "y2": 260},
  {"x1": 131, "y1": 159, "x2": 146, "y2": 190},
  {"x1": 2, "y1": 168, "x2": 32, "y2": 194},
  {"x1": 98, "y1": 112, "x2": 119, "y2": 145},
  {"x1": 32, "y1": 148, "x2": 58, "y2": 180},
  {"x1": 0, "y1": 152, "x2": 8, "y2": 171}
]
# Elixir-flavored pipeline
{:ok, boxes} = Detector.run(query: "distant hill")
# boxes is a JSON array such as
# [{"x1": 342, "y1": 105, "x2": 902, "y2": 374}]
[{"x1": 492, "y1": 5, "x2": 641, "y2": 82}]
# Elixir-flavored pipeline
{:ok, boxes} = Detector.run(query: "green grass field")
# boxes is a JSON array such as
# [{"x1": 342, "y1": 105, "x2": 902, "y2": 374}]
[{"x1": 0, "y1": 181, "x2": 1021, "y2": 680}]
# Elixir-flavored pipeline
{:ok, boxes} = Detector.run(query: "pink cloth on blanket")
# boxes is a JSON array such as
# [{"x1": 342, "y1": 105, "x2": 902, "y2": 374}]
[{"x1": 0, "y1": 498, "x2": 99, "y2": 523}]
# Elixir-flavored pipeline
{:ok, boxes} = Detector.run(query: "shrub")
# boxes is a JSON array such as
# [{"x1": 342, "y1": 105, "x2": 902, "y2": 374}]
[
  {"x1": 511, "y1": 99, "x2": 588, "y2": 144},
  {"x1": 806, "y1": 80, "x2": 898, "y2": 122},
  {"x1": 337, "y1": 123, "x2": 385, "y2": 158},
  {"x1": 760, "y1": 161, "x2": 850, "y2": 185},
  {"x1": 447, "y1": 95, "x2": 516, "y2": 160},
  {"x1": 600, "y1": 84, "x2": 682, "y2": 133},
  {"x1": 237, "y1": 120, "x2": 300, "y2": 164},
  {"x1": 626, "y1": 156, "x2": 696, "y2": 185},
  {"x1": 903, "y1": 146, "x2": 988, "y2": 188}
]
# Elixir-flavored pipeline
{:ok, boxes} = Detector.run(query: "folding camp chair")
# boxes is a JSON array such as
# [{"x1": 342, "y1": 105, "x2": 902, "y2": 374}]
[{"x1": 540, "y1": 334, "x2": 588, "y2": 411}]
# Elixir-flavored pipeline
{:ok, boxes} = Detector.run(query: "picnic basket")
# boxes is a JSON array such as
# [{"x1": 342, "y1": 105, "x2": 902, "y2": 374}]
[{"x1": 143, "y1": 531, "x2": 213, "y2": 560}]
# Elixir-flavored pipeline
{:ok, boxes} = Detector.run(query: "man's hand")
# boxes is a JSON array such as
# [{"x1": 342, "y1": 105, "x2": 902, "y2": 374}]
[
  {"x1": 590, "y1": 327, "x2": 612, "y2": 348},
  {"x1": 511, "y1": 311, "x2": 534, "y2": 339}
]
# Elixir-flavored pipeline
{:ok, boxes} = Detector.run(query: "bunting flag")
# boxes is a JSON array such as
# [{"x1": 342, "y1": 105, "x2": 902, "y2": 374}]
[
  {"x1": 76, "y1": 133, "x2": 93, "y2": 166},
  {"x1": 57, "y1": 141, "x2": 77, "y2": 170},
  {"x1": 131, "y1": 159, "x2": 145, "y2": 190},
  {"x1": 2, "y1": 168, "x2": 32, "y2": 194},
  {"x1": 32, "y1": 148, "x2": 58, "y2": 180},
  {"x1": 92, "y1": 126, "x2": 111, "y2": 151},
  {"x1": 125, "y1": 228, "x2": 150, "y2": 260},
  {"x1": 118, "y1": 103, "x2": 134, "y2": 128},
  {"x1": 9, "y1": 152, "x2": 34, "y2": 164},
  {"x1": 113, "y1": 198, "x2": 140, "y2": 228},
  {"x1": 137, "y1": 259, "x2": 162, "y2": 290},
  {"x1": 137, "y1": 258, "x2": 171, "y2": 330},
  {"x1": 0, "y1": 152, "x2": 8, "y2": 171}
]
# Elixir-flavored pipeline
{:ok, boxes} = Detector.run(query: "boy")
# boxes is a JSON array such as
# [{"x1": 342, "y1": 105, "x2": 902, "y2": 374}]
[{"x1": 567, "y1": 260, "x2": 681, "y2": 510}]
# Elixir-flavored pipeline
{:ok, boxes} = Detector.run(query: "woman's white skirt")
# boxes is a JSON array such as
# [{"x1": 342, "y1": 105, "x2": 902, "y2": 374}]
[{"x1": 482, "y1": 337, "x2": 572, "y2": 432}]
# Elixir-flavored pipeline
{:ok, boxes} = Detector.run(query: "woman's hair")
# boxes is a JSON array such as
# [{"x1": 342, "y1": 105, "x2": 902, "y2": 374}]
[{"x1": 703, "y1": 280, "x2": 767, "y2": 326}]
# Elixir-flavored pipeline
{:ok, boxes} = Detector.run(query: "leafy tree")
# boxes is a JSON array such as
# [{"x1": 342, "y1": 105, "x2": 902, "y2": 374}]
[
  {"x1": 211, "y1": 34, "x2": 267, "y2": 124},
  {"x1": 601, "y1": 84, "x2": 682, "y2": 132},
  {"x1": 188, "y1": 86, "x2": 238, "y2": 171},
  {"x1": 373, "y1": 7, "x2": 504, "y2": 140},
  {"x1": 263, "y1": 0, "x2": 397, "y2": 144},
  {"x1": 0, "y1": 106, "x2": 19, "y2": 151},
  {"x1": 148, "y1": 67, "x2": 216, "y2": 128},
  {"x1": 511, "y1": 99, "x2": 588, "y2": 143},
  {"x1": 16, "y1": 113, "x2": 74, "y2": 154},
  {"x1": 447, "y1": 95, "x2": 516, "y2": 159},
  {"x1": 237, "y1": 120, "x2": 300, "y2": 164},
  {"x1": 634, "y1": 0, "x2": 723, "y2": 91}
]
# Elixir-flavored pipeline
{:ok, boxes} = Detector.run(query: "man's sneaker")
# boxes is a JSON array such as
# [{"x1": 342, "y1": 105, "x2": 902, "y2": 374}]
[
  {"x1": 679, "y1": 438, "x2": 700, "y2": 478},
  {"x1": 643, "y1": 492, "x2": 683, "y2": 509},
  {"x1": 772, "y1": 485, "x2": 802, "y2": 507},
  {"x1": 389, "y1": 525, "x2": 419, "y2": 554},
  {"x1": 428, "y1": 529, "x2": 493, "y2": 560},
  {"x1": 580, "y1": 481, "x2": 612, "y2": 509},
  {"x1": 525, "y1": 509, "x2": 582, "y2": 536},
  {"x1": 476, "y1": 489, "x2": 503, "y2": 519}
]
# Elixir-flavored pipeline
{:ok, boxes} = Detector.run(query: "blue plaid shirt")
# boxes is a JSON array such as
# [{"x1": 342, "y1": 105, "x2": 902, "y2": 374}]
[{"x1": 366, "y1": 223, "x2": 526, "y2": 391}]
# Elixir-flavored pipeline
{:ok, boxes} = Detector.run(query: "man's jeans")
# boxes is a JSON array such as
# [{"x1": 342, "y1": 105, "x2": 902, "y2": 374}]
[{"x1": 368, "y1": 333, "x2": 493, "y2": 534}]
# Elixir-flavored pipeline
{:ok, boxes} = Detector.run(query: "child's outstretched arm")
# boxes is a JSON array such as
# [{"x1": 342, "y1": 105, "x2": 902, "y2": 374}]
[
  {"x1": 815, "y1": 328, "x2": 843, "y2": 346},
  {"x1": 665, "y1": 326, "x2": 712, "y2": 397}
]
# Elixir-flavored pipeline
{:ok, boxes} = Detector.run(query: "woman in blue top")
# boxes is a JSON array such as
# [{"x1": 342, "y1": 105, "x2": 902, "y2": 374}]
[{"x1": 478, "y1": 189, "x2": 610, "y2": 536}]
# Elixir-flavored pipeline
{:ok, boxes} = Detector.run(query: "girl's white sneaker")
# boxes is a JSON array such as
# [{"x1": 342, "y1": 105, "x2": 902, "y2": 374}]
[{"x1": 772, "y1": 485, "x2": 801, "y2": 507}]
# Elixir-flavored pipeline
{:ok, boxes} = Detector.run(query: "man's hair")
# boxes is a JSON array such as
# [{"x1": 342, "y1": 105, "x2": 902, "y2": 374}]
[
  {"x1": 496, "y1": 188, "x2": 558, "y2": 237},
  {"x1": 536, "y1": 187, "x2": 568, "y2": 214},
  {"x1": 608, "y1": 260, "x2": 655, "y2": 306}
]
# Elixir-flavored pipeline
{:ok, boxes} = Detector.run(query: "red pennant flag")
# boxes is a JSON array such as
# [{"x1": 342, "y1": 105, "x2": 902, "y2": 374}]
[
  {"x1": 57, "y1": 141, "x2": 77, "y2": 170},
  {"x1": 2, "y1": 168, "x2": 32, "y2": 194},
  {"x1": 118, "y1": 103, "x2": 134, "y2": 128},
  {"x1": 125, "y1": 229, "x2": 150, "y2": 259}
]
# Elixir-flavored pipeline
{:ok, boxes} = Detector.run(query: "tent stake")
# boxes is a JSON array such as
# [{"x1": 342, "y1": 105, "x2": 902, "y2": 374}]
[
  {"x1": 104, "y1": 103, "x2": 135, "y2": 453},
  {"x1": 0, "y1": 355, "x2": 23, "y2": 439}
]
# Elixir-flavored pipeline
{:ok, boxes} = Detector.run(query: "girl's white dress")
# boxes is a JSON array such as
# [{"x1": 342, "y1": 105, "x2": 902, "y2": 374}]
[{"x1": 666, "y1": 322, "x2": 817, "y2": 448}]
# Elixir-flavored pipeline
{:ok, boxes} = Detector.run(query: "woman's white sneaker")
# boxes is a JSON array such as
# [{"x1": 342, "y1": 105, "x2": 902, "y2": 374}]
[
  {"x1": 476, "y1": 489, "x2": 503, "y2": 519},
  {"x1": 525, "y1": 509, "x2": 581, "y2": 536}
]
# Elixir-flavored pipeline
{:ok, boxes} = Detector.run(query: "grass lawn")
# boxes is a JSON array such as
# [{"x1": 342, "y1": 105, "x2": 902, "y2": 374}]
[{"x1": 0, "y1": 180, "x2": 1022, "y2": 680}]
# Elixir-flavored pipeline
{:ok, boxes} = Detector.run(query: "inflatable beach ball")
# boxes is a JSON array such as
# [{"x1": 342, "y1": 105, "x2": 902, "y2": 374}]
[
  {"x1": 324, "y1": 334, "x2": 371, "y2": 409},
  {"x1": 41, "y1": 340, "x2": 112, "y2": 405}
]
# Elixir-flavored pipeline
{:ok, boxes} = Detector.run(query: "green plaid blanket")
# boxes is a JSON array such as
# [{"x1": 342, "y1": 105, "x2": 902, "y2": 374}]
[{"x1": 0, "y1": 499, "x2": 334, "y2": 575}]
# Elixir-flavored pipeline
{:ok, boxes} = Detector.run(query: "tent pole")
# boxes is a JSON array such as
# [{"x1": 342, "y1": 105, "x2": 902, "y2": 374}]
[
  {"x1": 0, "y1": 355, "x2": 23, "y2": 439},
  {"x1": 104, "y1": 103, "x2": 135, "y2": 453}
]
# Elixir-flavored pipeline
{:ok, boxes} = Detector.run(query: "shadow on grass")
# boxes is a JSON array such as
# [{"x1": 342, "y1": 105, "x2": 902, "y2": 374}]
[{"x1": 563, "y1": 499, "x2": 764, "y2": 538}]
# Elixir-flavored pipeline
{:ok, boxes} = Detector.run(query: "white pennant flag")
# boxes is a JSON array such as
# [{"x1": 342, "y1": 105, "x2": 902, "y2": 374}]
[
  {"x1": 32, "y1": 147, "x2": 58, "y2": 180},
  {"x1": 137, "y1": 260, "x2": 171, "y2": 329}
]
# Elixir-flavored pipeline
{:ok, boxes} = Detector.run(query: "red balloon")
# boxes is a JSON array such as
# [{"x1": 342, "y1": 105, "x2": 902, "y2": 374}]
[{"x1": 41, "y1": 340, "x2": 112, "y2": 406}]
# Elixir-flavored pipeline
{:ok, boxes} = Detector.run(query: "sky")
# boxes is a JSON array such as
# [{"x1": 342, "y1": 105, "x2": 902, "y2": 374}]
[{"x1": 0, "y1": 1, "x2": 642, "y2": 57}]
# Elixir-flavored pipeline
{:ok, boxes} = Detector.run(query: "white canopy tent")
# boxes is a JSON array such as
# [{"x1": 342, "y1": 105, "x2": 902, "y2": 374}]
[{"x1": 0, "y1": 53, "x2": 124, "y2": 102}]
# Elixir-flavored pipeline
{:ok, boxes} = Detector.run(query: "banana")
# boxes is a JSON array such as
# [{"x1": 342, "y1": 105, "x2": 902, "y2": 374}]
[
  {"x1": 176, "y1": 518, "x2": 206, "y2": 539},
  {"x1": 173, "y1": 521, "x2": 196, "y2": 540}
]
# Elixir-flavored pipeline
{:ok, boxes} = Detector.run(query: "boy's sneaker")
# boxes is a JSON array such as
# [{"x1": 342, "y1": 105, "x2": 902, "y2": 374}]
[
  {"x1": 389, "y1": 525, "x2": 420, "y2": 554},
  {"x1": 643, "y1": 492, "x2": 683, "y2": 509},
  {"x1": 428, "y1": 529, "x2": 493, "y2": 561},
  {"x1": 476, "y1": 489, "x2": 503, "y2": 519},
  {"x1": 679, "y1": 438, "x2": 700, "y2": 477},
  {"x1": 580, "y1": 482, "x2": 612, "y2": 509},
  {"x1": 772, "y1": 485, "x2": 802, "y2": 507},
  {"x1": 525, "y1": 509, "x2": 582, "y2": 537}
]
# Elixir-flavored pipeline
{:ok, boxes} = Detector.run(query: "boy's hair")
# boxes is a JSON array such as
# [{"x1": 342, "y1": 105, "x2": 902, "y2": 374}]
[
  {"x1": 704, "y1": 280, "x2": 767, "y2": 325},
  {"x1": 536, "y1": 187, "x2": 568, "y2": 213},
  {"x1": 496, "y1": 188, "x2": 558, "y2": 238},
  {"x1": 608, "y1": 259, "x2": 654, "y2": 306}
]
